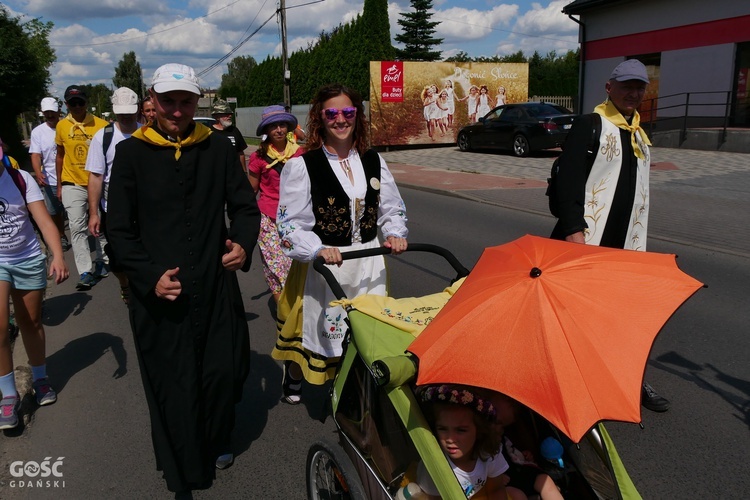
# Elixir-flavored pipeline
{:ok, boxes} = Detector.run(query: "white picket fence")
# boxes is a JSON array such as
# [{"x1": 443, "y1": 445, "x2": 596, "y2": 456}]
[{"x1": 529, "y1": 95, "x2": 574, "y2": 111}]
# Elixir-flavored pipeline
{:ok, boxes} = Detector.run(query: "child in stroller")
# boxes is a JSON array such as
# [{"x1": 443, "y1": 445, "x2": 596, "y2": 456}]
[{"x1": 416, "y1": 384, "x2": 526, "y2": 500}]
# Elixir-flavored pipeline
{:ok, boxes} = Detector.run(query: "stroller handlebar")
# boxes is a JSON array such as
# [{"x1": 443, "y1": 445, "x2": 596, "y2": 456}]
[{"x1": 312, "y1": 243, "x2": 470, "y2": 300}]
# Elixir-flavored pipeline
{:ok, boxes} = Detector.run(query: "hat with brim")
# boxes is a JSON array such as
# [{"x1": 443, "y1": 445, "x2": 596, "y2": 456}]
[
  {"x1": 151, "y1": 63, "x2": 201, "y2": 95},
  {"x1": 256, "y1": 105, "x2": 297, "y2": 136},
  {"x1": 41, "y1": 98, "x2": 59, "y2": 112},
  {"x1": 111, "y1": 87, "x2": 139, "y2": 115},
  {"x1": 609, "y1": 59, "x2": 650, "y2": 84}
]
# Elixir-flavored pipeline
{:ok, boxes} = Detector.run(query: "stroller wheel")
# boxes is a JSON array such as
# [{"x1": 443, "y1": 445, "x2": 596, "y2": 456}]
[{"x1": 306, "y1": 439, "x2": 366, "y2": 500}]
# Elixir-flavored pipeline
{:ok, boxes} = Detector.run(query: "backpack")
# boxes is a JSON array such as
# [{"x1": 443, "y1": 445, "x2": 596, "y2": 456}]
[
  {"x1": 546, "y1": 113, "x2": 602, "y2": 218},
  {"x1": 2, "y1": 156, "x2": 28, "y2": 203},
  {"x1": 2, "y1": 156, "x2": 41, "y2": 232},
  {"x1": 102, "y1": 123, "x2": 115, "y2": 161}
]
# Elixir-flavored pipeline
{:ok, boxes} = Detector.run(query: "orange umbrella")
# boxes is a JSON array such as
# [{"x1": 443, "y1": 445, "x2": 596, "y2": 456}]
[{"x1": 408, "y1": 235, "x2": 703, "y2": 442}]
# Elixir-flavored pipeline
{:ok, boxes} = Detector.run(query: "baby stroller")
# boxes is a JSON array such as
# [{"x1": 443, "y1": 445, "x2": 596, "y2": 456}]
[{"x1": 306, "y1": 244, "x2": 642, "y2": 500}]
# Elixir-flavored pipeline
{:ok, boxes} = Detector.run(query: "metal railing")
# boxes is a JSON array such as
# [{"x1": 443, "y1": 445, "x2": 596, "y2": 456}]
[
  {"x1": 529, "y1": 95, "x2": 574, "y2": 110},
  {"x1": 641, "y1": 91, "x2": 733, "y2": 145}
]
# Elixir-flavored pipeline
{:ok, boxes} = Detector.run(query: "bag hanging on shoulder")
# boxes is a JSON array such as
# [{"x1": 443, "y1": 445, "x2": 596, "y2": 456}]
[{"x1": 546, "y1": 113, "x2": 602, "y2": 218}]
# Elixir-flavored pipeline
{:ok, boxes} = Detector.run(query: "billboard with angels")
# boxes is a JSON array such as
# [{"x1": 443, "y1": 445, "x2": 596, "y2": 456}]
[{"x1": 369, "y1": 61, "x2": 529, "y2": 146}]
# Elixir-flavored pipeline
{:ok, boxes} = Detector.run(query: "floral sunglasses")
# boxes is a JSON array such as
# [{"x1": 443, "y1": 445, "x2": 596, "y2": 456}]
[{"x1": 323, "y1": 107, "x2": 357, "y2": 121}]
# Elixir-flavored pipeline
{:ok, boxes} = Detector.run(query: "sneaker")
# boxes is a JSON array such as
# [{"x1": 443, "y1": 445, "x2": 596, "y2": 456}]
[
  {"x1": 94, "y1": 261, "x2": 109, "y2": 279},
  {"x1": 642, "y1": 382, "x2": 670, "y2": 412},
  {"x1": 216, "y1": 452, "x2": 234, "y2": 470},
  {"x1": 0, "y1": 396, "x2": 20, "y2": 430},
  {"x1": 60, "y1": 235, "x2": 71, "y2": 252},
  {"x1": 32, "y1": 378, "x2": 57, "y2": 406},
  {"x1": 281, "y1": 361, "x2": 302, "y2": 405},
  {"x1": 76, "y1": 272, "x2": 97, "y2": 291}
]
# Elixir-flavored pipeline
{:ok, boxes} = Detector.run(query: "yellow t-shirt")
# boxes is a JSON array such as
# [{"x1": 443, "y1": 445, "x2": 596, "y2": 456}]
[{"x1": 55, "y1": 113, "x2": 108, "y2": 186}]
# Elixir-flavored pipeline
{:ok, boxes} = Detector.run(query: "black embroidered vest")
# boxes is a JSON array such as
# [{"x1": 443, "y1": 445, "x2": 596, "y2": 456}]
[{"x1": 302, "y1": 148, "x2": 381, "y2": 246}]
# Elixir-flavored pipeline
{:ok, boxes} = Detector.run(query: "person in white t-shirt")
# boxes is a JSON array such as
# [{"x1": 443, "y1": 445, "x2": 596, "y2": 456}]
[
  {"x1": 416, "y1": 384, "x2": 526, "y2": 500},
  {"x1": 29, "y1": 97, "x2": 69, "y2": 251},
  {"x1": 85, "y1": 87, "x2": 141, "y2": 305},
  {"x1": 0, "y1": 141, "x2": 69, "y2": 430}
]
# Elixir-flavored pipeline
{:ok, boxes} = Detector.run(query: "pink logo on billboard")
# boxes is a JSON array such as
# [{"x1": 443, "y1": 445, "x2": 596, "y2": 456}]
[{"x1": 381, "y1": 61, "x2": 404, "y2": 102}]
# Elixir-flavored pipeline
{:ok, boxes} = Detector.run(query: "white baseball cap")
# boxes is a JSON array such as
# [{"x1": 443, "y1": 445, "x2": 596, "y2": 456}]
[
  {"x1": 41, "y1": 97, "x2": 59, "y2": 112},
  {"x1": 111, "y1": 87, "x2": 139, "y2": 114},
  {"x1": 151, "y1": 63, "x2": 201, "y2": 95}
]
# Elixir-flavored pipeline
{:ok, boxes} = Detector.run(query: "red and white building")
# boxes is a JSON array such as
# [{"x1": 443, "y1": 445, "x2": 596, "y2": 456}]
[{"x1": 563, "y1": 0, "x2": 750, "y2": 133}]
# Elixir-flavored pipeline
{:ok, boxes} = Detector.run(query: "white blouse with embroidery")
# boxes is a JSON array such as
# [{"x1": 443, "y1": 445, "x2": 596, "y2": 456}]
[{"x1": 277, "y1": 147, "x2": 408, "y2": 262}]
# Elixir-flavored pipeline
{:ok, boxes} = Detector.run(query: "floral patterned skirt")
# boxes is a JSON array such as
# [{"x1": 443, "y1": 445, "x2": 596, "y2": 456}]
[{"x1": 258, "y1": 213, "x2": 291, "y2": 294}]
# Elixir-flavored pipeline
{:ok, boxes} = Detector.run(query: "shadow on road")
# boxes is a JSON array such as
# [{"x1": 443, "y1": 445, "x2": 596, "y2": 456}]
[
  {"x1": 42, "y1": 292, "x2": 94, "y2": 326},
  {"x1": 233, "y1": 350, "x2": 281, "y2": 456},
  {"x1": 654, "y1": 351, "x2": 750, "y2": 430},
  {"x1": 46, "y1": 331, "x2": 128, "y2": 392}
]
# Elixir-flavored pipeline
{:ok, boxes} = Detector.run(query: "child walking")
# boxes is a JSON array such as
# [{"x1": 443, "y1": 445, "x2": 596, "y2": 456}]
[
  {"x1": 0, "y1": 142, "x2": 69, "y2": 430},
  {"x1": 416, "y1": 384, "x2": 526, "y2": 499}
]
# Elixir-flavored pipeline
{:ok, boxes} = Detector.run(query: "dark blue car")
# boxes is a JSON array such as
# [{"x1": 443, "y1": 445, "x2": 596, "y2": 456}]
[{"x1": 457, "y1": 102, "x2": 577, "y2": 157}]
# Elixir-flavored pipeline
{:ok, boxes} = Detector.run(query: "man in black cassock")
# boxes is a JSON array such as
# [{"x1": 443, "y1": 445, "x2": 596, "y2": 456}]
[{"x1": 107, "y1": 63, "x2": 260, "y2": 497}]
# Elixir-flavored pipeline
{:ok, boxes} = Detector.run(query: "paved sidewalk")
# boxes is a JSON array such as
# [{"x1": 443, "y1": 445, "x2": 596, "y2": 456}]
[{"x1": 380, "y1": 146, "x2": 750, "y2": 258}]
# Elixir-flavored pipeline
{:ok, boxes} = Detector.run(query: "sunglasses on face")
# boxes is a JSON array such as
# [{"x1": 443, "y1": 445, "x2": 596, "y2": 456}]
[
  {"x1": 323, "y1": 107, "x2": 357, "y2": 121},
  {"x1": 67, "y1": 99, "x2": 86, "y2": 107}
]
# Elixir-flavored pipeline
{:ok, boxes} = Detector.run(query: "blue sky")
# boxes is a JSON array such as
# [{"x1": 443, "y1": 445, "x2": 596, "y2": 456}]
[{"x1": 2, "y1": 0, "x2": 580, "y2": 99}]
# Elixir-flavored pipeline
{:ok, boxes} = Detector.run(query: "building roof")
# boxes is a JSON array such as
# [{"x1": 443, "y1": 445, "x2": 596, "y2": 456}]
[{"x1": 562, "y1": 0, "x2": 634, "y2": 15}]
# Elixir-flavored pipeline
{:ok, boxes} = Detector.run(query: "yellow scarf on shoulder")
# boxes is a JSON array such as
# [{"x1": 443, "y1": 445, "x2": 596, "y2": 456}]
[
  {"x1": 265, "y1": 137, "x2": 300, "y2": 169},
  {"x1": 132, "y1": 122, "x2": 212, "y2": 160},
  {"x1": 594, "y1": 99, "x2": 651, "y2": 160},
  {"x1": 65, "y1": 113, "x2": 97, "y2": 138}
]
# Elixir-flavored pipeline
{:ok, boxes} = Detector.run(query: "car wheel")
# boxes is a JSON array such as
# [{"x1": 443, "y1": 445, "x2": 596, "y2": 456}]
[
  {"x1": 306, "y1": 439, "x2": 367, "y2": 500},
  {"x1": 513, "y1": 134, "x2": 530, "y2": 157},
  {"x1": 457, "y1": 132, "x2": 471, "y2": 152}
]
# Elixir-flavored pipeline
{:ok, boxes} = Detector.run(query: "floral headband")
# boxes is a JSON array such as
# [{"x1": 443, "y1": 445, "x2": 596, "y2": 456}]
[{"x1": 418, "y1": 384, "x2": 496, "y2": 421}]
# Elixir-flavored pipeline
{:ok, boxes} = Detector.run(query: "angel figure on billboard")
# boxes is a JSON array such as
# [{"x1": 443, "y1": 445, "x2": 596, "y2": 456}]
[
  {"x1": 457, "y1": 85, "x2": 479, "y2": 122},
  {"x1": 444, "y1": 80, "x2": 456, "y2": 126},
  {"x1": 436, "y1": 89, "x2": 450, "y2": 136},
  {"x1": 496, "y1": 86, "x2": 507, "y2": 106},
  {"x1": 421, "y1": 85, "x2": 438, "y2": 141},
  {"x1": 476, "y1": 85, "x2": 491, "y2": 119}
]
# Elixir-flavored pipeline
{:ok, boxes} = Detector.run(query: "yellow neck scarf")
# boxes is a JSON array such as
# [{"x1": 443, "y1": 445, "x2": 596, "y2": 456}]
[
  {"x1": 132, "y1": 122, "x2": 212, "y2": 160},
  {"x1": 264, "y1": 138, "x2": 300, "y2": 169},
  {"x1": 594, "y1": 99, "x2": 651, "y2": 160},
  {"x1": 65, "y1": 113, "x2": 96, "y2": 138}
]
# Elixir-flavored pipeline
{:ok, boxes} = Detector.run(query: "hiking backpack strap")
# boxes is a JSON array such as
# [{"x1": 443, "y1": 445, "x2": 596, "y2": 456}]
[{"x1": 102, "y1": 123, "x2": 115, "y2": 159}]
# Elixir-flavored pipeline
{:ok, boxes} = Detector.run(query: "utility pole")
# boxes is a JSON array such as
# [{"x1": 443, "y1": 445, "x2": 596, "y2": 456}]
[{"x1": 280, "y1": 0, "x2": 290, "y2": 108}]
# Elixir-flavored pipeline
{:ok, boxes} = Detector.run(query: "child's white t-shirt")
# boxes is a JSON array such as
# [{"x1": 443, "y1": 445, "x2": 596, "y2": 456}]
[
  {"x1": 417, "y1": 450, "x2": 509, "y2": 498},
  {"x1": 0, "y1": 169, "x2": 44, "y2": 263}
]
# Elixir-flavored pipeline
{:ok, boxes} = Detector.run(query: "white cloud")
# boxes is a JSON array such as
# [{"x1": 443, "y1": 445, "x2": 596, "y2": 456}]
[
  {"x1": 23, "y1": 0, "x2": 168, "y2": 19},
  {"x1": 431, "y1": 4, "x2": 519, "y2": 42}
]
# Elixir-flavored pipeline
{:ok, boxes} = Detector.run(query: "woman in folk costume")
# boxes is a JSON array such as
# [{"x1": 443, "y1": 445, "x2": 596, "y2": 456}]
[
  {"x1": 273, "y1": 83, "x2": 408, "y2": 404},
  {"x1": 247, "y1": 106, "x2": 304, "y2": 304}
]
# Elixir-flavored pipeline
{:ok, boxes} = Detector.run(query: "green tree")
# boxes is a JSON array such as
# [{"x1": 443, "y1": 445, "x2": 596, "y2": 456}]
[
  {"x1": 80, "y1": 84, "x2": 113, "y2": 117},
  {"x1": 0, "y1": 6, "x2": 55, "y2": 156},
  {"x1": 240, "y1": 0, "x2": 395, "y2": 106},
  {"x1": 219, "y1": 55, "x2": 257, "y2": 107},
  {"x1": 394, "y1": 0, "x2": 443, "y2": 61},
  {"x1": 445, "y1": 51, "x2": 471, "y2": 63},
  {"x1": 113, "y1": 51, "x2": 145, "y2": 97}
]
